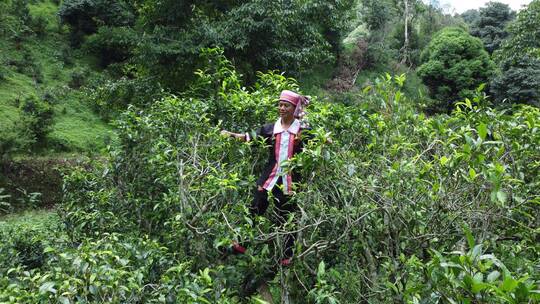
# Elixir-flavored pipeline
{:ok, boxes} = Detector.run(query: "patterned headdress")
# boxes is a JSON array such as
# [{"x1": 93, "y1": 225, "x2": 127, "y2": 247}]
[{"x1": 278, "y1": 90, "x2": 310, "y2": 120}]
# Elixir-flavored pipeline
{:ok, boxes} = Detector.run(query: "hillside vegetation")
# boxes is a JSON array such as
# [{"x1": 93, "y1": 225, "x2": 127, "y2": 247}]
[
  {"x1": 0, "y1": 0, "x2": 111, "y2": 155},
  {"x1": 0, "y1": 0, "x2": 539, "y2": 303},
  {"x1": 1, "y1": 50, "x2": 539, "y2": 303}
]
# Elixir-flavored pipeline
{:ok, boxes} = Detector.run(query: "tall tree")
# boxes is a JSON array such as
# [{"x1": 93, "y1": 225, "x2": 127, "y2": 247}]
[
  {"x1": 394, "y1": 0, "x2": 425, "y2": 66},
  {"x1": 417, "y1": 27, "x2": 495, "y2": 111},
  {"x1": 470, "y1": 1, "x2": 515, "y2": 54},
  {"x1": 461, "y1": 9, "x2": 480, "y2": 25},
  {"x1": 491, "y1": 0, "x2": 540, "y2": 105},
  {"x1": 60, "y1": 0, "x2": 355, "y2": 90},
  {"x1": 133, "y1": 0, "x2": 355, "y2": 89},
  {"x1": 359, "y1": 0, "x2": 398, "y2": 66},
  {"x1": 400, "y1": 0, "x2": 411, "y2": 65}
]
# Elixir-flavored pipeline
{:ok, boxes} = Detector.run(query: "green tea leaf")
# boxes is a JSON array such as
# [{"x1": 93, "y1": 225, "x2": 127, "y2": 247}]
[
  {"x1": 463, "y1": 224, "x2": 475, "y2": 249},
  {"x1": 440, "y1": 156, "x2": 449, "y2": 166},
  {"x1": 501, "y1": 276, "x2": 518, "y2": 292},
  {"x1": 59, "y1": 297, "x2": 71, "y2": 304},
  {"x1": 497, "y1": 191, "x2": 507, "y2": 204},
  {"x1": 477, "y1": 123, "x2": 487, "y2": 141},
  {"x1": 39, "y1": 281, "x2": 56, "y2": 294},
  {"x1": 469, "y1": 168, "x2": 477, "y2": 180},
  {"x1": 487, "y1": 270, "x2": 500, "y2": 282},
  {"x1": 317, "y1": 261, "x2": 326, "y2": 279}
]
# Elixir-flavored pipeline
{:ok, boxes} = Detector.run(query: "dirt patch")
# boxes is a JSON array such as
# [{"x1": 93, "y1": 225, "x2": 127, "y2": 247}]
[
  {"x1": 325, "y1": 40, "x2": 368, "y2": 92},
  {"x1": 0, "y1": 158, "x2": 75, "y2": 210}
]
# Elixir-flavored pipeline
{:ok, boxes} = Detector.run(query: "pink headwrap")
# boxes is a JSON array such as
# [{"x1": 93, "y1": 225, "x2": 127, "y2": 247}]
[{"x1": 279, "y1": 90, "x2": 310, "y2": 119}]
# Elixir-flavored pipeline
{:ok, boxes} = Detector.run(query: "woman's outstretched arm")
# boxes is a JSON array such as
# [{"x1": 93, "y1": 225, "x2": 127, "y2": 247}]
[{"x1": 221, "y1": 130, "x2": 250, "y2": 141}]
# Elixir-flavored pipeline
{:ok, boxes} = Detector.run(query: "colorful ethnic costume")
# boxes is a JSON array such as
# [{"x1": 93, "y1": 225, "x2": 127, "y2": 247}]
[{"x1": 243, "y1": 90, "x2": 312, "y2": 261}]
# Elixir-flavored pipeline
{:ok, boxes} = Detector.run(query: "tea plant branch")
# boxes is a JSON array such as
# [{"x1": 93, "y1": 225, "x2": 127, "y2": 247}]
[
  {"x1": 297, "y1": 240, "x2": 329, "y2": 259},
  {"x1": 252, "y1": 218, "x2": 327, "y2": 243},
  {"x1": 293, "y1": 267, "x2": 312, "y2": 290},
  {"x1": 186, "y1": 221, "x2": 211, "y2": 235},
  {"x1": 221, "y1": 211, "x2": 236, "y2": 236},
  {"x1": 296, "y1": 208, "x2": 379, "y2": 259},
  {"x1": 186, "y1": 192, "x2": 220, "y2": 228}
]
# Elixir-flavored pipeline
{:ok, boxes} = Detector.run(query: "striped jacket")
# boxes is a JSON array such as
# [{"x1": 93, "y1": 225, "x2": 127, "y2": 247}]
[{"x1": 247, "y1": 118, "x2": 312, "y2": 194}]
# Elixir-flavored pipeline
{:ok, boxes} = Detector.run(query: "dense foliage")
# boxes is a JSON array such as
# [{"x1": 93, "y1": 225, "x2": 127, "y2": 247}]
[
  {"x1": 19, "y1": 96, "x2": 54, "y2": 146},
  {"x1": 417, "y1": 27, "x2": 496, "y2": 111},
  {"x1": 3, "y1": 49, "x2": 538, "y2": 303},
  {"x1": 2, "y1": 0, "x2": 540, "y2": 303},
  {"x1": 57, "y1": 0, "x2": 135, "y2": 46},
  {"x1": 58, "y1": 0, "x2": 355, "y2": 90},
  {"x1": 358, "y1": 0, "x2": 463, "y2": 70},
  {"x1": 469, "y1": 1, "x2": 515, "y2": 54},
  {"x1": 491, "y1": 0, "x2": 540, "y2": 105}
]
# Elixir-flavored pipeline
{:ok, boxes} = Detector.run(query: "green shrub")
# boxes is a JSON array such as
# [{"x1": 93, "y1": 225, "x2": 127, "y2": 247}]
[
  {"x1": 68, "y1": 66, "x2": 87, "y2": 88},
  {"x1": 417, "y1": 27, "x2": 496, "y2": 112},
  {"x1": 491, "y1": 0, "x2": 540, "y2": 106},
  {"x1": 404, "y1": 230, "x2": 539, "y2": 303},
  {"x1": 0, "y1": 123, "x2": 32, "y2": 158},
  {"x1": 11, "y1": 0, "x2": 31, "y2": 27},
  {"x1": 58, "y1": 0, "x2": 135, "y2": 46},
  {"x1": 491, "y1": 56, "x2": 540, "y2": 106},
  {"x1": 19, "y1": 95, "x2": 54, "y2": 146},
  {"x1": 0, "y1": 212, "x2": 59, "y2": 272},
  {"x1": 86, "y1": 74, "x2": 165, "y2": 120},
  {"x1": 0, "y1": 233, "x2": 238, "y2": 303},
  {"x1": 10, "y1": 230, "x2": 45, "y2": 269},
  {"x1": 59, "y1": 46, "x2": 74, "y2": 65},
  {"x1": 83, "y1": 26, "x2": 137, "y2": 67},
  {"x1": 29, "y1": 13, "x2": 47, "y2": 37}
]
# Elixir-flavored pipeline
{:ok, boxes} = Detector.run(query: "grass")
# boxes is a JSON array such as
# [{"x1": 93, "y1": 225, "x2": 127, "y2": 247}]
[
  {"x1": 51, "y1": 105, "x2": 113, "y2": 152},
  {"x1": 0, "y1": 208, "x2": 58, "y2": 231},
  {"x1": 0, "y1": 0, "x2": 112, "y2": 154},
  {"x1": 0, "y1": 103, "x2": 20, "y2": 130},
  {"x1": 27, "y1": 0, "x2": 59, "y2": 32}
]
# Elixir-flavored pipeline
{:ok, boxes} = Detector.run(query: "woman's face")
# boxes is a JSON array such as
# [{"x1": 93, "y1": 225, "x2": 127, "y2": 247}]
[{"x1": 278, "y1": 101, "x2": 295, "y2": 120}]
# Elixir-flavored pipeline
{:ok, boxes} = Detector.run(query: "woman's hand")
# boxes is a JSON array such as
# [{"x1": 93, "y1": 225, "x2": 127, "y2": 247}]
[
  {"x1": 221, "y1": 130, "x2": 233, "y2": 137},
  {"x1": 221, "y1": 130, "x2": 247, "y2": 141}
]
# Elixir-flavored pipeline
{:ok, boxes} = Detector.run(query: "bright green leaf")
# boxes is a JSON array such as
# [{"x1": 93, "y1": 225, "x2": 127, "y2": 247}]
[
  {"x1": 497, "y1": 191, "x2": 507, "y2": 204},
  {"x1": 477, "y1": 123, "x2": 487, "y2": 140},
  {"x1": 469, "y1": 168, "x2": 477, "y2": 180},
  {"x1": 501, "y1": 275, "x2": 518, "y2": 292}
]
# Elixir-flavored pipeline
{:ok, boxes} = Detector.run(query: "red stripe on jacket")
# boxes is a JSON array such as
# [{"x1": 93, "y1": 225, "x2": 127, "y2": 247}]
[{"x1": 263, "y1": 133, "x2": 281, "y2": 189}]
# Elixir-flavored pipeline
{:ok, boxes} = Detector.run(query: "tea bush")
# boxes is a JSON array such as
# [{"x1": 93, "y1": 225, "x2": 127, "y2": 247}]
[
  {"x1": 0, "y1": 230, "x2": 248, "y2": 303},
  {"x1": 0, "y1": 126, "x2": 32, "y2": 158},
  {"x1": 19, "y1": 95, "x2": 54, "y2": 146},
  {"x1": 2, "y1": 48, "x2": 538, "y2": 302},
  {"x1": 0, "y1": 211, "x2": 60, "y2": 273},
  {"x1": 85, "y1": 74, "x2": 165, "y2": 121}
]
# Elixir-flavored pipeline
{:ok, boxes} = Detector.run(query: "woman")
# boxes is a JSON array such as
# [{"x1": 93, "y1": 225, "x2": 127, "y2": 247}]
[{"x1": 221, "y1": 89, "x2": 311, "y2": 266}]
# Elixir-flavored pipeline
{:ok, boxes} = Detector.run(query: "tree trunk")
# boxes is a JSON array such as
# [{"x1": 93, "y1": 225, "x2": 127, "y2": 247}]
[{"x1": 401, "y1": 0, "x2": 410, "y2": 65}]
